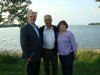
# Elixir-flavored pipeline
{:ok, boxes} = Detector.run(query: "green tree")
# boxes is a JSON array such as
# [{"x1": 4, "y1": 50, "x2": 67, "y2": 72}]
[
  {"x1": 0, "y1": 0, "x2": 4, "y2": 25},
  {"x1": 96, "y1": 0, "x2": 100, "y2": 2},
  {"x1": 0, "y1": 0, "x2": 31, "y2": 27},
  {"x1": 96, "y1": 0, "x2": 100, "y2": 8}
]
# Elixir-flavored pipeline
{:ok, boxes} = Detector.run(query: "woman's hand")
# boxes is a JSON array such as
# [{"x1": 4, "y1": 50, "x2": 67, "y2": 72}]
[
  {"x1": 74, "y1": 54, "x2": 78, "y2": 60},
  {"x1": 74, "y1": 50, "x2": 78, "y2": 60}
]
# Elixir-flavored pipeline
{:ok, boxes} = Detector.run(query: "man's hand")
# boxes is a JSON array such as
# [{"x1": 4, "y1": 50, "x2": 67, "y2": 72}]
[{"x1": 26, "y1": 58, "x2": 31, "y2": 62}]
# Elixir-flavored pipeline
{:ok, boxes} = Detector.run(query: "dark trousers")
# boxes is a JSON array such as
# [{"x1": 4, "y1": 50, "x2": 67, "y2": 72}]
[
  {"x1": 43, "y1": 49, "x2": 58, "y2": 75},
  {"x1": 27, "y1": 60, "x2": 40, "y2": 75},
  {"x1": 59, "y1": 52, "x2": 74, "y2": 75}
]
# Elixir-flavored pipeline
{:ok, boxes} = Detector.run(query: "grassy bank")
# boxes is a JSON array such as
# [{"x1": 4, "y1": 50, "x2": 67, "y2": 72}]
[{"x1": 0, "y1": 49, "x2": 100, "y2": 75}]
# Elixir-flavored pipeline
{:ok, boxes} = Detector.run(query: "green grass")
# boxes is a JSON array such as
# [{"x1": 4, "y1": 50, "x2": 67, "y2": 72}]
[{"x1": 0, "y1": 50, "x2": 100, "y2": 75}]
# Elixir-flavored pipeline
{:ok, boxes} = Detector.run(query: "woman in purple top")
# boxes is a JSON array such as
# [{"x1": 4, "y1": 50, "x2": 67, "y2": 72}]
[{"x1": 57, "y1": 20, "x2": 78, "y2": 75}]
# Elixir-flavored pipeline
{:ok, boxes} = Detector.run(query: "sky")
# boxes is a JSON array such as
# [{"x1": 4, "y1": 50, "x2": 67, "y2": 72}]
[{"x1": 29, "y1": 0, "x2": 100, "y2": 26}]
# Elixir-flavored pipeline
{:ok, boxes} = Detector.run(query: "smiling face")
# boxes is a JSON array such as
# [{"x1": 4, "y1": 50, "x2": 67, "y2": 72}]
[
  {"x1": 59, "y1": 23, "x2": 67, "y2": 31},
  {"x1": 44, "y1": 15, "x2": 52, "y2": 27},
  {"x1": 28, "y1": 13, "x2": 36, "y2": 24}
]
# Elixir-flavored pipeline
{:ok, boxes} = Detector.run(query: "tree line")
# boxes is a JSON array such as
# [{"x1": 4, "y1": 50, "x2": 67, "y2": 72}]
[{"x1": 0, "y1": 0, "x2": 31, "y2": 27}]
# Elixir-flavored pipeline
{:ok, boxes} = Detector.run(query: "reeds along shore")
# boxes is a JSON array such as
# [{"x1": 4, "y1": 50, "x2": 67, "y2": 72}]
[
  {"x1": 0, "y1": 49, "x2": 100, "y2": 55},
  {"x1": 0, "y1": 49, "x2": 100, "y2": 63},
  {"x1": 0, "y1": 49, "x2": 100, "y2": 75}
]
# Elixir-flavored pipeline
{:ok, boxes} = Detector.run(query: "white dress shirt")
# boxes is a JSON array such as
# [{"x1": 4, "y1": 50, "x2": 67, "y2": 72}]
[{"x1": 43, "y1": 26, "x2": 55, "y2": 49}]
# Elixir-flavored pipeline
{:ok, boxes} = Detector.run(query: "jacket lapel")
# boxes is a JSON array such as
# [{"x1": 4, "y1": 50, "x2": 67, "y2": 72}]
[{"x1": 27, "y1": 23, "x2": 39, "y2": 38}]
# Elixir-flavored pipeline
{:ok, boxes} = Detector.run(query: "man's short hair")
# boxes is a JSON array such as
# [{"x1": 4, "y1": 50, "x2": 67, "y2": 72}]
[
  {"x1": 44, "y1": 14, "x2": 52, "y2": 20},
  {"x1": 27, "y1": 10, "x2": 37, "y2": 18}
]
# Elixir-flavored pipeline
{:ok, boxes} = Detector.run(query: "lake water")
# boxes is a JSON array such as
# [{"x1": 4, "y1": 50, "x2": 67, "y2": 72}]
[{"x1": 0, "y1": 25, "x2": 100, "y2": 51}]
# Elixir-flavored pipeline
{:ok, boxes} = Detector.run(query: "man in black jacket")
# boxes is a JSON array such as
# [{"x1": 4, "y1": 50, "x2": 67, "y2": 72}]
[
  {"x1": 39, "y1": 15, "x2": 59, "y2": 75},
  {"x1": 20, "y1": 10, "x2": 41, "y2": 75}
]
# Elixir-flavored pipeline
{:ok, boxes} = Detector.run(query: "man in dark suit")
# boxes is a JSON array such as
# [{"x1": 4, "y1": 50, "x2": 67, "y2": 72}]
[
  {"x1": 39, "y1": 15, "x2": 59, "y2": 75},
  {"x1": 20, "y1": 10, "x2": 41, "y2": 75}
]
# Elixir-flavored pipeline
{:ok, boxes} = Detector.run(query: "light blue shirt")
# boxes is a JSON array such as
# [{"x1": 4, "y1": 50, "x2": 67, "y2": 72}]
[
  {"x1": 29, "y1": 23, "x2": 39, "y2": 38},
  {"x1": 33, "y1": 25, "x2": 39, "y2": 38}
]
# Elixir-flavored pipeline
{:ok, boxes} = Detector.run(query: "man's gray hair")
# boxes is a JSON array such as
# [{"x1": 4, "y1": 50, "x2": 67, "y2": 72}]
[
  {"x1": 27, "y1": 10, "x2": 37, "y2": 18},
  {"x1": 44, "y1": 14, "x2": 52, "y2": 20}
]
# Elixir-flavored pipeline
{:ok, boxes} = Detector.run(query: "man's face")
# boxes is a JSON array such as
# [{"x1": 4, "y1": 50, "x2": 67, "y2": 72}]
[
  {"x1": 44, "y1": 16, "x2": 52, "y2": 26},
  {"x1": 28, "y1": 14, "x2": 36, "y2": 24}
]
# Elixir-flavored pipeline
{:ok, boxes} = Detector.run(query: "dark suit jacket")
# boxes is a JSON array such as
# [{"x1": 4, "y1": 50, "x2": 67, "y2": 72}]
[
  {"x1": 39, "y1": 25, "x2": 59, "y2": 54},
  {"x1": 20, "y1": 23, "x2": 41, "y2": 61}
]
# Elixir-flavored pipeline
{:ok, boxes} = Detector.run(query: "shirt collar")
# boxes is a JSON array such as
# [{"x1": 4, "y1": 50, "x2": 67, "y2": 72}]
[{"x1": 29, "y1": 22, "x2": 36, "y2": 27}]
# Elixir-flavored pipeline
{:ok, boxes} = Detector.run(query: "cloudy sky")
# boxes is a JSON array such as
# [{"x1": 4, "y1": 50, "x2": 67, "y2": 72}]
[{"x1": 29, "y1": 0, "x2": 100, "y2": 26}]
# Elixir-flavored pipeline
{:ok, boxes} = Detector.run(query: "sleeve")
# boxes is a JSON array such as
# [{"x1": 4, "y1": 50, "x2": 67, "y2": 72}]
[
  {"x1": 69, "y1": 31, "x2": 77, "y2": 50},
  {"x1": 20, "y1": 27, "x2": 30, "y2": 59}
]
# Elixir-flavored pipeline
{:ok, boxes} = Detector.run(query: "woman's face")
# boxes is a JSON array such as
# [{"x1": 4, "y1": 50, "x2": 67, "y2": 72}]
[{"x1": 60, "y1": 23, "x2": 66, "y2": 31}]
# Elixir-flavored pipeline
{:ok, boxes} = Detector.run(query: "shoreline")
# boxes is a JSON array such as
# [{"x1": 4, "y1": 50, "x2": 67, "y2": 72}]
[
  {"x1": 0, "y1": 49, "x2": 100, "y2": 54},
  {"x1": 79, "y1": 49, "x2": 100, "y2": 53}
]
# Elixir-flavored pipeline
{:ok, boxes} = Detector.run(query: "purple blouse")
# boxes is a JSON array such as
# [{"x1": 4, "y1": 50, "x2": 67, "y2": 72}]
[{"x1": 57, "y1": 30, "x2": 77, "y2": 55}]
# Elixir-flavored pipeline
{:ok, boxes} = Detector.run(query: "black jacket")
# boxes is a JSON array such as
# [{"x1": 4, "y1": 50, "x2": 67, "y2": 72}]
[
  {"x1": 39, "y1": 25, "x2": 59, "y2": 54},
  {"x1": 20, "y1": 23, "x2": 42, "y2": 61}
]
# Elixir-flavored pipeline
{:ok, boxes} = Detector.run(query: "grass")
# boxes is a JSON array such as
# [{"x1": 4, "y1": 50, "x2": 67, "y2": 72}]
[{"x1": 0, "y1": 50, "x2": 100, "y2": 75}]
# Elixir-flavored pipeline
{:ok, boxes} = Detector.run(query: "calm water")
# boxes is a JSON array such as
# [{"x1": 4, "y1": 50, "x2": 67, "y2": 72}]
[{"x1": 0, "y1": 25, "x2": 100, "y2": 51}]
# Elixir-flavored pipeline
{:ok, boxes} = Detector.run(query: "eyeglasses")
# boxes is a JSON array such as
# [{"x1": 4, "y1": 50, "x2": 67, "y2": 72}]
[{"x1": 29, "y1": 16, "x2": 36, "y2": 18}]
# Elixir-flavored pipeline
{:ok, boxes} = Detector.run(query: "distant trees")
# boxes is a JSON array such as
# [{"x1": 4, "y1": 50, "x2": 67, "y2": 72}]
[
  {"x1": 96, "y1": 0, "x2": 100, "y2": 1},
  {"x1": 88, "y1": 23, "x2": 100, "y2": 25},
  {"x1": 0, "y1": 0, "x2": 31, "y2": 27}
]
